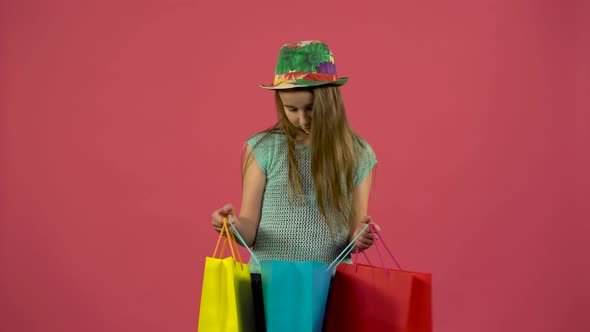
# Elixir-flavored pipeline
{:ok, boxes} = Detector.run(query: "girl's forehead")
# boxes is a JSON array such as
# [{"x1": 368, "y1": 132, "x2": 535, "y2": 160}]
[{"x1": 279, "y1": 90, "x2": 314, "y2": 105}]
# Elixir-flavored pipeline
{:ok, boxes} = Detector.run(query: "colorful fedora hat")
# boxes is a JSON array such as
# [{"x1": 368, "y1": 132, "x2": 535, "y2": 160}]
[{"x1": 260, "y1": 40, "x2": 349, "y2": 90}]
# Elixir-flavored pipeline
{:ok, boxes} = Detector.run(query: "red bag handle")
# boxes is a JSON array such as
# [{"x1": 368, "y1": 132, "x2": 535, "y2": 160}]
[{"x1": 352, "y1": 224, "x2": 402, "y2": 272}]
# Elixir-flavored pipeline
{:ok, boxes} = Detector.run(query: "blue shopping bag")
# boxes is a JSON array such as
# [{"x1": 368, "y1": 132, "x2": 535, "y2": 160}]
[{"x1": 260, "y1": 260, "x2": 333, "y2": 332}]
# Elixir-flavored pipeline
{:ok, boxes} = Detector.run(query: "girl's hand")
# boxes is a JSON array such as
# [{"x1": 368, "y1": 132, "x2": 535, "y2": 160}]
[
  {"x1": 211, "y1": 203, "x2": 237, "y2": 234},
  {"x1": 353, "y1": 216, "x2": 381, "y2": 252}
]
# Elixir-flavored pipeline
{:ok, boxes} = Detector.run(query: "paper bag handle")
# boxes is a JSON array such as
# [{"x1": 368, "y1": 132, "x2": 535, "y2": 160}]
[
  {"x1": 352, "y1": 224, "x2": 402, "y2": 272},
  {"x1": 212, "y1": 217, "x2": 243, "y2": 265},
  {"x1": 212, "y1": 217, "x2": 261, "y2": 267},
  {"x1": 327, "y1": 223, "x2": 402, "y2": 272}
]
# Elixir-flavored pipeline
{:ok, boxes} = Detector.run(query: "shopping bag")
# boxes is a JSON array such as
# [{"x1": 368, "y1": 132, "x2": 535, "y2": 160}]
[
  {"x1": 260, "y1": 260, "x2": 333, "y2": 332},
  {"x1": 325, "y1": 224, "x2": 432, "y2": 332},
  {"x1": 198, "y1": 218, "x2": 255, "y2": 332}
]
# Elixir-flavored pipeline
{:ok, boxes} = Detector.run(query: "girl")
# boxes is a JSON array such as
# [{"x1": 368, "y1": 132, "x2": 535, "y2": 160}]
[{"x1": 210, "y1": 40, "x2": 379, "y2": 330}]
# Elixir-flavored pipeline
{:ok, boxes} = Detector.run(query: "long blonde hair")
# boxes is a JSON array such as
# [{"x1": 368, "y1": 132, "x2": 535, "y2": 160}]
[{"x1": 244, "y1": 86, "x2": 366, "y2": 233}]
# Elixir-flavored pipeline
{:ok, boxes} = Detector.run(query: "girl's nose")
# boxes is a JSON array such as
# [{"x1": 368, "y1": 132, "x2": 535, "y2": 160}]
[{"x1": 299, "y1": 112, "x2": 310, "y2": 126}]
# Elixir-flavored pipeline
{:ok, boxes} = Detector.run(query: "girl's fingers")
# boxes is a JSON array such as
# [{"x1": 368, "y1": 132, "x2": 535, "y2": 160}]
[
  {"x1": 360, "y1": 216, "x2": 372, "y2": 224},
  {"x1": 211, "y1": 203, "x2": 235, "y2": 233},
  {"x1": 356, "y1": 239, "x2": 371, "y2": 250},
  {"x1": 355, "y1": 231, "x2": 376, "y2": 249},
  {"x1": 353, "y1": 219, "x2": 382, "y2": 250},
  {"x1": 357, "y1": 226, "x2": 374, "y2": 237},
  {"x1": 221, "y1": 204, "x2": 234, "y2": 216},
  {"x1": 356, "y1": 234, "x2": 374, "y2": 246},
  {"x1": 212, "y1": 204, "x2": 234, "y2": 218}
]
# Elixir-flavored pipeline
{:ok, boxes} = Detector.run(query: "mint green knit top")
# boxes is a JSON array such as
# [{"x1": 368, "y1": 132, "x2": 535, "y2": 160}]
[{"x1": 246, "y1": 132, "x2": 377, "y2": 273}]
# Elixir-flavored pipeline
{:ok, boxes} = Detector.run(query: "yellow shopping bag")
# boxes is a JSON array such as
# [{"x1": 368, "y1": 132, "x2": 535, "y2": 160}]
[{"x1": 198, "y1": 218, "x2": 255, "y2": 332}]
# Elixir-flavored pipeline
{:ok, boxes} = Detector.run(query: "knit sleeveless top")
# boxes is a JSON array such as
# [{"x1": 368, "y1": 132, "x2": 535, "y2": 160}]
[{"x1": 246, "y1": 132, "x2": 377, "y2": 273}]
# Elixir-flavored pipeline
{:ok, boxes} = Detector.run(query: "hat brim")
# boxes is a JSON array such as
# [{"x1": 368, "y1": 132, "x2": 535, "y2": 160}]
[{"x1": 260, "y1": 77, "x2": 348, "y2": 90}]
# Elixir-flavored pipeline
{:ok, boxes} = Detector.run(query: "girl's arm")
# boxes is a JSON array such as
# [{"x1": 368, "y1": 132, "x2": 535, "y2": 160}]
[
  {"x1": 235, "y1": 146, "x2": 266, "y2": 247},
  {"x1": 350, "y1": 170, "x2": 380, "y2": 251},
  {"x1": 211, "y1": 146, "x2": 266, "y2": 247}
]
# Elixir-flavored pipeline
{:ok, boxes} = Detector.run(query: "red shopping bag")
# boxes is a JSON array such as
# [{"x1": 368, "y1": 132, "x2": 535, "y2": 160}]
[{"x1": 325, "y1": 225, "x2": 432, "y2": 332}]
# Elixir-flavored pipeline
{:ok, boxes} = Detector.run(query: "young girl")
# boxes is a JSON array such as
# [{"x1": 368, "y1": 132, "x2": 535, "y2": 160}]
[{"x1": 210, "y1": 40, "x2": 379, "y2": 330}]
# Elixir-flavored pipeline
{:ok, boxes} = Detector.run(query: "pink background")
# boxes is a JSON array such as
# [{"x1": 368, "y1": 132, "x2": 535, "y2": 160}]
[{"x1": 1, "y1": 0, "x2": 589, "y2": 331}]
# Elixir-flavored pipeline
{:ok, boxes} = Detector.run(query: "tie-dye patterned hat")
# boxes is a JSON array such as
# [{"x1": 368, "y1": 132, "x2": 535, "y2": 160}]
[{"x1": 260, "y1": 40, "x2": 349, "y2": 90}]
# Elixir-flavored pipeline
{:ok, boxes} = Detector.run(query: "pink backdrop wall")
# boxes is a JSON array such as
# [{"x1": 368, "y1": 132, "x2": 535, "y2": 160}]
[{"x1": 1, "y1": 0, "x2": 588, "y2": 331}]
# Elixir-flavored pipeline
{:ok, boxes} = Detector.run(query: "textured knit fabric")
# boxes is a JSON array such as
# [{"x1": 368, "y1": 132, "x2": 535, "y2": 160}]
[{"x1": 246, "y1": 132, "x2": 377, "y2": 273}]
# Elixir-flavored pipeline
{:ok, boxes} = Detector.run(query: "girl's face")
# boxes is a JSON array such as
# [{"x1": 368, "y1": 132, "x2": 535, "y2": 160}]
[{"x1": 279, "y1": 90, "x2": 314, "y2": 138}]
